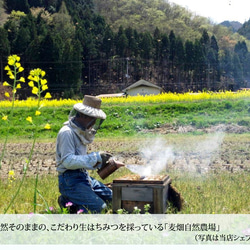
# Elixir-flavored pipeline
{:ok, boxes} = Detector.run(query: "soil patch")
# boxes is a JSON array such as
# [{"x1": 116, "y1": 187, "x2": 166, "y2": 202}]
[
  {"x1": 142, "y1": 123, "x2": 250, "y2": 134},
  {"x1": 0, "y1": 126, "x2": 250, "y2": 178}
]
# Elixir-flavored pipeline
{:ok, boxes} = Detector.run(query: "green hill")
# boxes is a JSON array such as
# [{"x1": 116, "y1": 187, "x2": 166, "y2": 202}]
[
  {"x1": 220, "y1": 21, "x2": 243, "y2": 33},
  {"x1": 93, "y1": 0, "x2": 247, "y2": 50}
]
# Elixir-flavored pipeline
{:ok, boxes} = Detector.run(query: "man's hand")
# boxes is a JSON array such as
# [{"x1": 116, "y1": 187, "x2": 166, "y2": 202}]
[{"x1": 99, "y1": 152, "x2": 113, "y2": 168}]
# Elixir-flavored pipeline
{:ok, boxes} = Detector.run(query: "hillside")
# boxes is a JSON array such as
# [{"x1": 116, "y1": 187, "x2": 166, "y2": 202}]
[
  {"x1": 1, "y1": 0, "x2": 250, "y2": 96},
  {"x1": 220, "y1": 21, "x2": 243, "y2": 32},
  {"x1": 93, "y1": 0, "x2": 247, "y2": 50}
]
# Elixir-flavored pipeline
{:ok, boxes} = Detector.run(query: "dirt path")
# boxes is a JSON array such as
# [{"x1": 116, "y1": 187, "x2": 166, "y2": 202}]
[{"x1": 0, "y1": 126, "x2": 250, "y2": 179}]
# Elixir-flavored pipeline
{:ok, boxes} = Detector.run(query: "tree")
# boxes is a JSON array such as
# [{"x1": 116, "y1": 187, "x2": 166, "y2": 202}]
[
  {"x1": 28, "y1": 0, "x2": 44, "y2": 7},
  {"x1": 184, "y1": 40, "x2": 194, "y2": 71},
  {"x1": 233, "y1": 53, "x2": 243, "y2": 90},
  {"x1": 234, "y1": 41, "x2": 248, "y2": 62},
  {"x1": 160, "y1": 33, "x2": 169, "y2": 62},
  {"x1": 169, "y1": 30, "x2": 176, "y2": 67},
  {"x1": 102, "y1": 26, "x2": 115, "y2": 59},
  {"x1": 115, "y1": 26, "x2": 128, "y2": 58},
  {"x1": 153, "y1": 27, "x2": 161, "y2": 62},
  {"x1": 209, "y1": 35, "x2": 220, "y2": 88},
  {"x1": 13, "y1": 26, "x2": 31, "y2": 55},
  {"x1": 139, "y1": 31, "x2": 153, "y2": 60},
  {"x1": 38, "y1": 32, "x2": 62, "y2": 92},
  {"x1": 5, "y1": 0, "x2": 30, "y2": 13},
  {"x1": 13, "y1": 14, "x2": 37, "y2": 55},
  {"x1": 220, "y1": 48, "x2": 233, "y2": 90},
  {"x1": 0, "y1": 28, "x2": 10, "y2": 83},
  {"x1": 125, "y1": 27, "x2": 139, "y2": 58},
  {"x1": 175, "y1": 37, "x2": 184, "y2": 66},
  {"x1": 200, "y1": 29, "x2": 210, "y2": 60},
  {"x1": 51, "y1": 1, "x2": 75, "y2": 41},
  {"x1": 193, "y1": 39, "x2": 205, "y2": 90},
  {"x1": 60, "y1": 38, "x2": 82, "y2": 96},
  {"x1": 234, "y1": 41, "x2": 249, "y2": 80},
  {"x1": 0, "y1": 28, "x2": 10, "y2": 58}
]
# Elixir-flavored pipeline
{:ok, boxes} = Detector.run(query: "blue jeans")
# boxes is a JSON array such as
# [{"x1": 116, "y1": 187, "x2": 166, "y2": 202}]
[{"x1": 58, "y1": 169, "x2": 112, "y2": 213}]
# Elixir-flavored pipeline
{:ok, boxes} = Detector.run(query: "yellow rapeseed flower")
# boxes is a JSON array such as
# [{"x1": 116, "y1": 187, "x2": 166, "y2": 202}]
[
  {"x1": 8, "y1": 170, "x2": 16, "y2": 183},
  {"x1": 19, "y1": 77, "x2": 25, "y2": 83},
  {"x1": 32, "y1": 87, "x2": 39, "y2": 95},
  {"x1": 8, "y1": 170, "x2": 15, "y2": 176},
  {"x1": 18, "y1": 67, "x2": 24, "y2": 73},
  {"x1": 8, "y1": 58, "x2": 15, "y2": 66},
  {"x1": 8, "y1": 74, "x2": 14, "y2": 80},
  {"x1": 33, "y1": 75, "x2": 39, "y2": 82},
  {"x1": 2, "y1": 115, "x2": 8, "y2": 121},
  {"x1": 14, "y1": 55, "x2": 20, "y2": 61},
  {"x1": 3, "y1": 81, "x2": 10, "y2": 86},
  {"x1": 28, "y1": 81, "x2": 34, "y2": 87},
  {"x1": 41, "y1": 79, "x2": 47, "y2": 85},
  {"x1": 28, "y1": 75, "x2": 34, "y2": 81},
  {"x1": 35, "y1": 110, "x2": 41, "y2": 116},
  {"x1": 42, "y1": 85, "x2": 48, "y2": 91},
  {"x1": 7, "y1": 55, "x2": 20, "y2": 66},
  {"x1": 4, "y1": 65, "x2": 11, "y2": 71},
  {"x1": 44, "y1": 92, "x2": 52, "y2": 99},
  {"x1": 26, "y1": 116, "x2": 33, "y2": 123},
  {"x1": 0, "y1": 90, "x2": 249, "y2": 109},
  {"x1": 16, "y1": 84, "x2": 21, "y2": 89},
  {"x1": 4, "y1": 92, "x2": 10, "y2": 98},
  {"x1": 44, "y1": 123, "x2": 51, "y2": 130}
]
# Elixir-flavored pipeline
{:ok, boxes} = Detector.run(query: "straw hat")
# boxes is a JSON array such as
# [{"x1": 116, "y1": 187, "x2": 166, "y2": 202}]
[{"x1": 73, "y1": 95, "x2": 106, "y2": 119}]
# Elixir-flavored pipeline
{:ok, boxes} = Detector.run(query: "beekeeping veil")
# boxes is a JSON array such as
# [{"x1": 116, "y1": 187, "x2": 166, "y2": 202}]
[{"x1": 69, "y1": 95, "x2": 106, "y2": 131}]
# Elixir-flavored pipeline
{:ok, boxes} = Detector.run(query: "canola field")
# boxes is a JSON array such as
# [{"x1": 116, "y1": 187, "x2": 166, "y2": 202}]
[{"x1": 0, "y1": 90, "x2": 250, "y2": 108}]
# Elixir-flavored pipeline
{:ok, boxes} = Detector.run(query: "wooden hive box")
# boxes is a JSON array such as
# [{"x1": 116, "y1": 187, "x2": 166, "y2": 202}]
[{"x1": 112, "y1": 175, "x2": 171, "y2": 214}]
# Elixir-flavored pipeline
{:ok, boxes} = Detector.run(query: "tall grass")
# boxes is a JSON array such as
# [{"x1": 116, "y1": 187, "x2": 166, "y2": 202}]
[
  {"x1": 1, "y1": 169, "x2": 250, "y2": 214},
  {"x1": 169, "y1": 171, "x2": 250, "y2": 214}
]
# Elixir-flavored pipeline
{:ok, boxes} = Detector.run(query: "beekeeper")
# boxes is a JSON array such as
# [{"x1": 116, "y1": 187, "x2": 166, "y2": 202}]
[{"x1": 56, "y1": 95, "x2": 112, "y2": 213}]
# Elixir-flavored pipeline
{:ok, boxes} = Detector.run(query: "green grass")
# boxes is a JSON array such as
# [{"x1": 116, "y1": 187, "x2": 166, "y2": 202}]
[
  {"x1": 1, "y1": 169, "x2": 250, "y2": 214},
  {"x1": 169, "y1": 171, "x2": 250, "y2": 214},
  {"x1": 0, "y1": 99, "x2": 249, "y2": 139}
]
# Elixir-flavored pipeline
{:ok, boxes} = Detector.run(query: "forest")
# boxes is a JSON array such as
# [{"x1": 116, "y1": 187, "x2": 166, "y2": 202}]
[{"x1": 1, "y1": 0, "x2": 250, "y2": 98}]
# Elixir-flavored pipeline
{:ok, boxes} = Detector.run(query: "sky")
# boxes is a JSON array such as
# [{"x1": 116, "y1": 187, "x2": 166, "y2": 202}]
[{"x1": 169, "y1": 0, "x2": 250, "y2": 24}]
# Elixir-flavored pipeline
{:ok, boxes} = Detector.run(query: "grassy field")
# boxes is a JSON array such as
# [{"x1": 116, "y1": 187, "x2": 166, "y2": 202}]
[
  {"x1": 1, "y1": 153, "x2": 250, "y2": 214},
  {"x1": 0, "y1": 98, "x2": 249, "y2": 139},
  {"x1": 0, "y1": 96, "x2": 250, "y2": 214}
]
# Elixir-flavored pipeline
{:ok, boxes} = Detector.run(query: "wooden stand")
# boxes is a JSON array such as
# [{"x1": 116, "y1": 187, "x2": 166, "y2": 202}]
[{"x1": 112, "y1": 175, "x2": 171, "y2": 214}]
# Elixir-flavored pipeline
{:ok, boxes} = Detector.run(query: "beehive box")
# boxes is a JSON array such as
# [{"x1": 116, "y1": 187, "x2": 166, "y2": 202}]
[{"x1": 112, "y1": 175, "x2": 171, "y2": 214}]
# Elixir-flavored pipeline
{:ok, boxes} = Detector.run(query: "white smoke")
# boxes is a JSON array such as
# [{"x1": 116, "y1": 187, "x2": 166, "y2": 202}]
[
  {"x1": 174, "y1": 132, "x2": 225, "y2": 174},
  {"x1": 126, "y1": 138, "x2": 175, "y2": 176},
  {"x1": 178, "y1": 132, "x2": 225, "y2": 174},
  {"x1": 126, "y1": 132, "x2": 225, "y2": 176}
]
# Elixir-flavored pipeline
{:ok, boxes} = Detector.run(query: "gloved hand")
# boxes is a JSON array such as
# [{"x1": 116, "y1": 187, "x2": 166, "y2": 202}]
[{"x1": 99, "y1": 151, "x2": 113, "y2": 169}]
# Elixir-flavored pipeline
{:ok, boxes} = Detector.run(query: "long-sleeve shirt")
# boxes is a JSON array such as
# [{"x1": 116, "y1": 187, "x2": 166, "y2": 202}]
[{"x1": 56, "y1": 123, "x2": 102, "y2": 174}]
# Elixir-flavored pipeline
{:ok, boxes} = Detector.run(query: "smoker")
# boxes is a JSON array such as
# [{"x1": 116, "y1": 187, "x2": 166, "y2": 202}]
[{"x1": 97, "y1": 158, "x2": 125, "y2": 180}]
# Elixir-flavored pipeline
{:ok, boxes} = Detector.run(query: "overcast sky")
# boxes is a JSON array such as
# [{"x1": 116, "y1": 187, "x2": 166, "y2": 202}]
[{"x1": 169, "y1": 0, "x2": 250, "y2": 23}]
